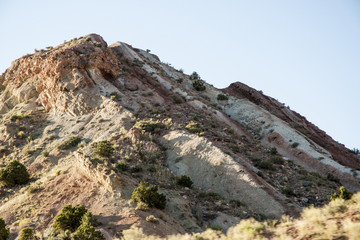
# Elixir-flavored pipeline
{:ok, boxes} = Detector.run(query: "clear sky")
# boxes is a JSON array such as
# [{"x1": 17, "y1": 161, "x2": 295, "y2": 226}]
[{"x1": 1, "y1": 0, "x2": 359, "y2": 149}]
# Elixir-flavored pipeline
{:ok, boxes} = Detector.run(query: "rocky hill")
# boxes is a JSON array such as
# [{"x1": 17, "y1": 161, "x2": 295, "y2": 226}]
[{"x1": 0, "y1": 34, "x2": 359, "y2": 239}]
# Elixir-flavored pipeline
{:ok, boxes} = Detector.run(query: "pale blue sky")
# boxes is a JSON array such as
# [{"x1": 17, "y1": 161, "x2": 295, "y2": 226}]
[{"x1": 1, "y1": 0, "x2": 359, "y2": 149}]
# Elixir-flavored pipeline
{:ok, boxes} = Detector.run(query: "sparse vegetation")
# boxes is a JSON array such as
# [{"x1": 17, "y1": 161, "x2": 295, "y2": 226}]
[
  {"x1": 291, "y1": 142, "x2": 299, "y2": 148},
  {"x1": 331, "y1": 186, "x2": 353, "y2": 201},
  {"x1": 53, "y1": 205, "x2": 104, "y2": 239},
  {"x1": 350, "y1": 148, "x2": 360, "y2": 155},
  {"x1": 269, "y1": 147, "x2": 278, "y2": 155},
  {"x1": 57, "y1": 136, "x2": 81, "y2": 150},
  {"x1": 217, "y1": 94, "x2": 229, "y2": 101},
  {"x1": 254, "y1": 160, "x2": 275, "y2": 171},
  {"x1": 116, "y1": 161, "x2": 129, "y2": 171},
  {"x1": 10, "y1": 114, "x2": 29, "y2": 122},
  {"x1": 197, "y1": 192, "x2": 222, "y2": 201},
  {"x1": 0, "y1": 160, "x2": 30, "y2": 187},
  {"x1": 94, "y1": 140, "x2": 114, "y2": 158},
  {"x1": 145, "y1": 215, "x2": 159, "y2": 224},
  {"x1": 129, "y1": 164, "x2": 142, "y2": 173},
  {"x1": 282, "y1": 187, "x2": 296, "y2": 197},
  {"x1": 209, "y1": 225, "x2": 222, "y2": 231},
  {"x1": 122, "y1": 192, "x2": 360, "y2": 239},
  {"x1": 172, "y1": 95, "x2": 182, "y2": 104},
  {"x1": 110, "y1": 92, "x2": 120, "y2": 101},
  {"x1": 17, "y1": 131, "x2": 26, "y2": 139},
  {"x1": 228, "y1": 143, "x2": 240, "y2": 153},
  {"x1": 53, "y1": 205, "x2": 88, "y2": 232},
  {"x1": 189, "y1": 71, "x2": 200, "y2": 80},
  {"x1": 73, "y1": 212, "x2": 105, "y2": 240},
  {"x1": 131, "y1": 182, "x2": 166, "y2": 209},
  {"x1": 185, "y1": 121, "x2": 202, "y2": 133},
  {"x1": 19, "y1": 228, "x2": 37, "y2": 240},
  {"x1": 269, "y1": 156, "x2": 284, "y2": 165},
  {"x1": 177, "y1": 175, "x2": 193, "y2": 188},
  {"x1": 132, "y1": 58, "x2": 144, "y2": 67},
  {"x1": 0, "y1": 217, "x2": 9, "y2": 240},
  {"x1": 327, "y1": 173, "x2": 340, "y2": 183},
  {"x1": 134, "y1": 120, "x2": 165, "y2": 133},
  {"x1": 41, "y1": 150, "x2": 49, "y2": 157},
  {"x1": 192, "y1": 79, "x2": 206, "y2": 91}
]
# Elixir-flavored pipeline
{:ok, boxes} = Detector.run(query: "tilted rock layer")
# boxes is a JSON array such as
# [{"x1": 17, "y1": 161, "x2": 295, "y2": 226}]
[{"x1": 0, "y1": 34, "x2": 359, "y2": 239}]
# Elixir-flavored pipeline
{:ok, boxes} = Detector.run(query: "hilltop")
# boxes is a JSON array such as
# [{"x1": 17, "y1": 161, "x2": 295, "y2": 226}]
[{"x1": 0, "y1": 34, "x2": 359, "y2": 239}]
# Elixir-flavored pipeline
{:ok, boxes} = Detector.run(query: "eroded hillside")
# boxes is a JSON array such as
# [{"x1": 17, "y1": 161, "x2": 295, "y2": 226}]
[{"x1": 0, "y1": 34, "x2": 359, "y2": 239}]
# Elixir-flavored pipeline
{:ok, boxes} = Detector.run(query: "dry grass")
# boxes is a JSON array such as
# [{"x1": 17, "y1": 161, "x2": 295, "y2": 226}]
[{"x1": 122, "y1": 192, "x2": 360, "y2": 240}]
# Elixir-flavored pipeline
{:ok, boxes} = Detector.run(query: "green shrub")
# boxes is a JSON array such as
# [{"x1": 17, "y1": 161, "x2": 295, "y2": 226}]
[
  {"x1": 327, "y1": 173, "x2": 340, "y2": 183},
  {"x1": 148, "y1": 165, "x2": 157, "y2": 173},
  {"x1": 73, "y1": 212, "x2": 105, "y2": 240},
  {"x1": 209, "y1": 225, "x2": 222, "y2": 231},
  {"x1": 229, "y1": 199, "x2": 243, "y2": 207},
  {"x1": 17, "y1": 131, "x2": 27, "y2": 139},
  {"x1": 134, "y1": 120, "x2": 165, "y2": 133},
  {"x1": 255, "y1": 160, "x2": 275, "y2": 171},
  {"x1": 94, "y1": 140, "x2": 114, "y2": 158},
  {"x1": 331, "y1": 186, "x2": 353, "y2": 201},
  {"x1": 116, "y1": 161, "x2": 129, "y2": 171},
  {"x1": 19, "y1": 125, "x2": 27, "y2": 131},
  {"x1": 185, "y1": 121, "x2": 202, "y2": 133},
  {"x1": 282, "y1": 187, "x2": 296, "y2": 197},
  {"x1": 129, "y1": 165, "x2": 142, "y2": 173},
  {"x1": 19, "y1": 228, "x2": 37, "y2": 240},
  {"x1": 192, "y1": 80, "x2": 206, "y2": 91},
  {"x1": 349, "y1": 148, "x2": 360, "y2": 155},
  {"x1": 197, "y1": 192, "x2": 222, "y2": 201},
  {"x1": 189, "y1": 71, "x2": 200, "y2": 80},
  {"x1": 177, "y1": 175, "x2": 193, "y2": 188},
  {"x1": 172, "y1": 95, "x2": 183, "y2": 104},
  {"x1": 217, "y1": 94, "x2": 229, "y2": 101},
  {"x1": 53, "y1": 205, "x2": 88, "y2": 232},
  {"x1": 0, "y1": 218, "x2": 9, "y2": 240},
  {"x1": 132, "y1": 58, "x2": 144, "y2": 67},
  {"x1": 270, "y1": 147, "x2": 278, "y2": 155},
  {"x1": 131, "y1": 182, "x2": 166, "y2": 209},
  {"x1": 291, "y1": 142, "x2": 299, "y2": 148},
  {"x1": 42, "y1": 151, "x2": 49, "y2": 157},
  {"x1": 10, "y1": 114, "x2": 29, "y2": 122},
  {"x1": 269, "y1": 156, "x2": 284, "y2": 165},
  {"x1": 229, "y1": 144, "x2": 240, "y2": 153},
  {"x1": 0, "y1": 160, "x2": 30, "y2": 187},
  {"x1": 58, "y1": 136, "x2": 81, "y2": 150},
  {"x1": 110, "y1": 92, "x2": 120, "y2": 101}
]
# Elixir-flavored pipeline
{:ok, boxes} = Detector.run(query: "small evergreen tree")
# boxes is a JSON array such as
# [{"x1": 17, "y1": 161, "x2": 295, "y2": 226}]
[
  {"x1": 73, "y1": 212, "x2": 105, "y2": 240},
  {"x1": 177, "y1": 175, "x2": 193, "y2": 188},
  {"x1": 190, "y1": 71, "x2": 200, "y2": 80},
  {"x1": 53, "y1": 205, "x2": 88, "y2": 232},
  {"x1": 131, "y1": 182, "x2": 166, "y2": 209},
  {"x1": 19, "y1": 228, "x2": 38, "y2": 240},
  {"x1": 94, "y1": 140, "x2": 114, "y2": 158},
  {"x1": 0, "y1": 160, "x2": 30, "y2": 187},
  {"x1": 192, "y1": 80, "x2": 206, "y2": 91}
]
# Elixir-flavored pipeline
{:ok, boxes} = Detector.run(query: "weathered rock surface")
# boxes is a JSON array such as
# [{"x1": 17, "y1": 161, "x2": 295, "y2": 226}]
[
  {"x1": 0, "y1": 33, "x2": 358, "y2": 239},
  {"x1": 223, "y1": 82, "x2": 360, "y2": 169},
  {"x1": 160, "y1": 130, "x2": 285, "y2": 218}
]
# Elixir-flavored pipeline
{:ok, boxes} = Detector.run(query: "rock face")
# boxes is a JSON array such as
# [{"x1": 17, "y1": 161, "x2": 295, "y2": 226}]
[
  {"x1": 223, "y1": 82, "x2": 360, "y2": 169},
  {"x1": 0, "y1": 33, "x2": 358, "y2": 239},
  {"x1": 0, "y1": 34, "x2": 121, "y2": 116},
  {"x1": 160, "y1": 130, "x2": 285, "y2": 218}
]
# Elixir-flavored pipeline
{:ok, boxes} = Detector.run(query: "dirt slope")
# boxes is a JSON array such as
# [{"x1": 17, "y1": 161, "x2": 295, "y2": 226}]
[{"x1": 0, "y1": 33, "x2": 358, "y2": 239}]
